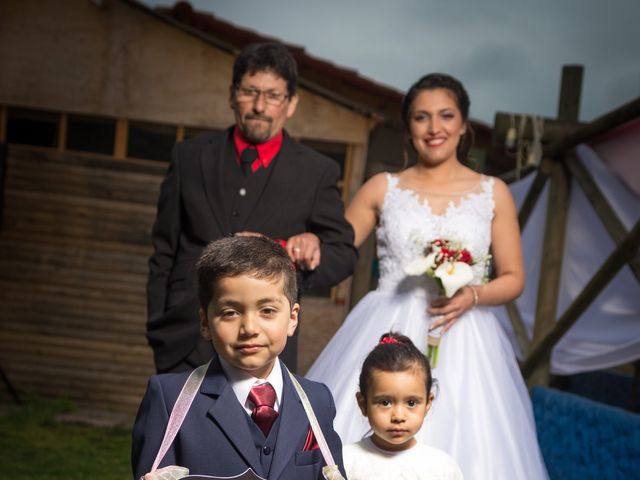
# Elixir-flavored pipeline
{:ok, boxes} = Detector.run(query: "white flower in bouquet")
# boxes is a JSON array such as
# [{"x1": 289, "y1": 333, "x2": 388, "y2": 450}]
[
  {"x1": 405, "y1": 251, "x2": 438, "y2": 276},
  {"x1": 434, "y1": 261, "x2": 474, "y2": 298}
]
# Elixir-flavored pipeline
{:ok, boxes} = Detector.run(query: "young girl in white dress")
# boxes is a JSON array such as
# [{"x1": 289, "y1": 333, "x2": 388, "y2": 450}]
[
  {"x1": 344, "y1": 332, "x2": 463, "y2": 480},
  {"x1": 306, "y1": 73, "x2": 549, "y2": 479}
]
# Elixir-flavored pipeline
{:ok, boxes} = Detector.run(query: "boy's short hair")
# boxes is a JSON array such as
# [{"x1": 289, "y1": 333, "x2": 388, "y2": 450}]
[{"x1": 197, "y1": 235, "x2": 298, "y2": 311}]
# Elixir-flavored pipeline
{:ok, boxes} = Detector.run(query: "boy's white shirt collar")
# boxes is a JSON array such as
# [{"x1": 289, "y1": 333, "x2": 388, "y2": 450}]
[{"x1": 218, "y1": 356, "x2": 283, "y2": 414}]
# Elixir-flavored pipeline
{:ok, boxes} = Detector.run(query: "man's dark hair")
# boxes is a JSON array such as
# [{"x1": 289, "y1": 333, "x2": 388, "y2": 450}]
[
  {"x1": 197, "y1": 235, "x2": 298, "y2": 311},
  {"x1": 359, "y1": 332, "x2": 434, "y2": 397},
  {"x1": 232, "y1": 42, "x2": 298, "y2": 97}
]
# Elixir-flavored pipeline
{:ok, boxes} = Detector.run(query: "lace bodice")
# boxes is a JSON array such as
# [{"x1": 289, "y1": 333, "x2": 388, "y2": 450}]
[{"x1": 376, "y1": 173, "x2": 495, "y2": 294}]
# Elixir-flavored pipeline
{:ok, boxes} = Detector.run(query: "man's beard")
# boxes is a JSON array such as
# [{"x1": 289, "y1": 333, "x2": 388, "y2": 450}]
[{"x1": 241, "y1": 114, "x2": 273, "y2": 144}]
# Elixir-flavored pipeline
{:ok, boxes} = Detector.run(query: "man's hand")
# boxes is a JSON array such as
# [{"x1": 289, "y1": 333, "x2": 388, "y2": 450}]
[{"x1": 286, "y1": 232, "x2": 321, "y2": 270}]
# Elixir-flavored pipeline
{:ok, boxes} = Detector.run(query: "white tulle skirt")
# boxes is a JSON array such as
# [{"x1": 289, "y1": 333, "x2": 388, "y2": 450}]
[{"x1": 306, "y1": 289, "x2": 549, "y2": 480}]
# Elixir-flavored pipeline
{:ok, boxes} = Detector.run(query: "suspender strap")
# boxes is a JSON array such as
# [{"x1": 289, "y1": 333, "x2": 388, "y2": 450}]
[
  {"x1": 285, "y1": 368, "x2": 345, "y2": 480},
  {"x1": 150, "y1": 360, "x2": 211, "y2": 472}
]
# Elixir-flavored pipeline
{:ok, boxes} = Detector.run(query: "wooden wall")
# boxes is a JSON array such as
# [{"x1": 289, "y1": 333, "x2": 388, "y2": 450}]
[
  {"x1": 0, "y1": 0, "x2": 378, "y2": 415},
  {"x1": 0, "y1": 0, "x2": 372, "y2": 145},
  {"x1": 0, "y1": 146, "x2": 164, "y2": 414}
]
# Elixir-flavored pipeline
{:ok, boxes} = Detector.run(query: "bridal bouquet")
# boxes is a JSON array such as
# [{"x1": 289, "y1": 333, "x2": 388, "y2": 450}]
[{"x1": 405, "y1": 238, "x2": 476, "y2": 367}]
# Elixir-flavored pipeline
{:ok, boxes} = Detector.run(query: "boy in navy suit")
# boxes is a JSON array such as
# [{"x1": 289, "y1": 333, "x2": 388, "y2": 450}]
[{"x1": 132, "y1": 236, "x2": 345, "y2": 479}]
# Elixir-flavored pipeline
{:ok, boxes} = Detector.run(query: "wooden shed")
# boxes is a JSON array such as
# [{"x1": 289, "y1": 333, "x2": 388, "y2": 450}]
[{"x1": 0, "y1": 0, "x2": 400, "y2": 416}]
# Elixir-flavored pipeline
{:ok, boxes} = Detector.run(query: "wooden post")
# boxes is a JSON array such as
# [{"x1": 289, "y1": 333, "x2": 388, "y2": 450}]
[
  {"x1": 517, "y1": 157, "x2": 553, "y2": 231},
  {"x1": 57, "y1": 113, "x2": 67, "y2": 152},
  {"x1": 343, "y1": 141, "x2": 372, "y2": 309},
  {"x1": 557, "y1": 65, "x2": 583, "y2": 122},
  {"x1": 527, "y1": 65, "x2": 583, "y2": 387},
  {"x1": 529, "y1": 160, "x2": 570, "y2": 386},
  {"x1": 114, "y1": 118, "x2": 129, "y2": 159},
  {"x1": 0, "y1": 106, "x2": 7, "y2": 143},
  {"x1": 523, "y1": 220, "x2": 640, "y2": 379},
  {"x1": 176, "y1": 125, "x2": 185, "y2": 143},
  {"x1": 349, "y1": 235, "x2": 376, "y2": 309}
]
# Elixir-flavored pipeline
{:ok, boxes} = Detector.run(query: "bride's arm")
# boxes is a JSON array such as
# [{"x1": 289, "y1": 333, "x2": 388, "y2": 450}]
[
  {"x1": 429, "y1": 178, "x2": 524, "y2": 331},
  {"x1": 345, "y1": 173, "x2": 387, "y2": 248},
  {"x1": 478, "y1": 178, "x2": 525, "y2": 305}
]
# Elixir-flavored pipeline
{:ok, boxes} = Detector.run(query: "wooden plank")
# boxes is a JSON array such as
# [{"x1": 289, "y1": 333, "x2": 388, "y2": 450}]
[
  {"x1": 6, "y1": 190, "x2": 153, "y2": 230},
  {"x1": 499, "y1": 165, "x2": 537, "y2": 185},
  {"x1": 0, "y1": 349, "x2": 152, "y2": 381},
  {"x1": 565, "y1": 152, "x2": 640, "y2": 282},
  {"x1": 544, "y1": 96, "x2": 640, "y2": 158},
  {"x1": 0, "y1": 334, "x2": 151, "y2": 369},
  {"x1": 493, "y1": 112, "x2": 584, "y2": 145},
  {"x1": 5, "y1": 161, "x2": 162, "y2": 205},
  {"x1": 0, "y1": 329, "x2": 149, "y2": 355},
  {"x1": 0, "y1": 231, "x2": 152, "y2": 256},
  {"x1": 517, "y1": 158, "x2": 553, "y2": 231},
  {"x1": 2, "y1": 201, "x2": 154, "y2": 246},
  {"x1": 0, "y1": 302, "x2": 145, "y2": 331},
  {"x1": 9, "y1": 145, "x2": 168, "y2": 176},
  {"x1": 529, "y1": 160, "x2": 571, "y2": 387},
  {"x1": 0, "y1": 318, "x2": 145, "y2": 343},
  {"x1": 557, "y1": 65, "x2": 583, "y2": 122},
  {"x1": 0, "y1": 239, "x2": 149, "y2": 274},
  {"x1": 0, "y1": 285, "x2": 146, "y2": 316},
  {"x1": 0, "y1": 278, "x2": 146, "y2": 307},
  {"x1": 522, "y1": 220, "x2": 640, "y2": 379},
  {"x1": 505, "y1": 301, "x2": 530, "y2": 356},
  {"x1": 5, "y1": 366, "x2": 148, "y2": 404},
  {"x1": 0, "y1": 259, "x2": 146, "y2": 289}
]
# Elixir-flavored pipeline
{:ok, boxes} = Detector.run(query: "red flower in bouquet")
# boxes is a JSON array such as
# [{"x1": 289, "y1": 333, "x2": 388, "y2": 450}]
[{"x1": 405, "y1": 238, "x2": 477, "y2": 367}]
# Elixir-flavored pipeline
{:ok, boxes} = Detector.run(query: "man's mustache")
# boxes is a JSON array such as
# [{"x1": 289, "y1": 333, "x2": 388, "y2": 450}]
[{"x1": 244, "y1": 114, "x2": 272, "y2": 123}]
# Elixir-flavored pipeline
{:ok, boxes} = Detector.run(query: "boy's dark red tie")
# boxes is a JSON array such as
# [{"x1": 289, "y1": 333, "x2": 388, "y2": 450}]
[{"x1": 248, "y1": 383, "x2": 279, "y2": 436}]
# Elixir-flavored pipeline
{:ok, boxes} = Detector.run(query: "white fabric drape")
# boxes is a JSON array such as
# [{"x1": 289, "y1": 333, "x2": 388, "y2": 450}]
[{"x1": 495, "y1": 143, "x2": 640, "y2": 374}]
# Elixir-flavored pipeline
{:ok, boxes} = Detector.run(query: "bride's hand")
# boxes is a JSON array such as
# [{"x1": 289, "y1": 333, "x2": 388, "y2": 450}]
[{"x1": 427, "y1": 286, "x2": 476, "y2": 332}]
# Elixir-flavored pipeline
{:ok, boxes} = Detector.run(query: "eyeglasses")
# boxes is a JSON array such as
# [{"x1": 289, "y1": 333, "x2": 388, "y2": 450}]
[{"x1": 234, "y1": 85, "x2": 289, "y2": 106}]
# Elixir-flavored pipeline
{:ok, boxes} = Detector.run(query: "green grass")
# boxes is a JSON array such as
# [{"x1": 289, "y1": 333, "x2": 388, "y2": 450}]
[{"x1": 0, "y1": 397, "x2": 132, "y2": 480}]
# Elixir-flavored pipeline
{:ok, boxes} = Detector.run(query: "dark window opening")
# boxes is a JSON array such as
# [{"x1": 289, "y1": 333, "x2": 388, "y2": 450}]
[
  {"x1": 300, "y1": 139, "x2": 347, "y2": 179},
  {"x1": 6, "y1": 108, "x2": 58, "y2": 148},
  {"x1": 66, "y1": 114, "x2": 116, "y2": 155},
  {"x1": 128, "y1": 121, "x2": 176, "y2": 161},
  {"x1": 184, "y1": 126, "x2": 219, "y2": 140}
]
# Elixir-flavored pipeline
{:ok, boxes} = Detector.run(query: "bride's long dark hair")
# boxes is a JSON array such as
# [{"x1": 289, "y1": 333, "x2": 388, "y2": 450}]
[{"x1": 401, "y1": 73, "x2": 474, "y2": 165}]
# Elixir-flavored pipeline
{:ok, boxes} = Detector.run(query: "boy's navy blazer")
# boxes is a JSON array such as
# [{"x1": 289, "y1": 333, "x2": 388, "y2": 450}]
[{"x1": 131, "y1": 356, "x2": 345, "y2": 480}]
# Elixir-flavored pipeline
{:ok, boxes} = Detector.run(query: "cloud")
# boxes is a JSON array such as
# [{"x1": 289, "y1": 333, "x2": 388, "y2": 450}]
[{"x1": 143, "y1": 0, "x2": 640, "y2": 123}]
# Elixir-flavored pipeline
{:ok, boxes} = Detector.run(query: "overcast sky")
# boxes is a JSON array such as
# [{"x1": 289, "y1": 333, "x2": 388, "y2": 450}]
[{"x1": 143, "y1": 0, "x2": 639, "y2": 126}]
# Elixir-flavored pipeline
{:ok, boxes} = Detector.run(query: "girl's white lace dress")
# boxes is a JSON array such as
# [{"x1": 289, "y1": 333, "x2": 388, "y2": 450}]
[{"x1": 306, "y1": 174, "x2": 549, "y2": 479}]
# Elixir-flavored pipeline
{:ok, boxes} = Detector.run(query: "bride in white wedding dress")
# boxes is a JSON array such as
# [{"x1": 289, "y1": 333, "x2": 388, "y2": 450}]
[{"x1": 306, "y1": 73, "x2": 549, "y2": 479}]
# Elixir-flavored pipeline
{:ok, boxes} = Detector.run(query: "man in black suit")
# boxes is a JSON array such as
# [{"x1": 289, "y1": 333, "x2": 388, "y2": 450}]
[{"x1": 146, "y1": 42, "x2": 357, "y2": 373}]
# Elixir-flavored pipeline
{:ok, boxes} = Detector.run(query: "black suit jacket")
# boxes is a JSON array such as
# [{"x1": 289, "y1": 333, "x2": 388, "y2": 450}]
[
  {"x1": 131, "y1": 357, "x2": 345, "y2": 480},
  {"x1": 147, "y1": 128, "x2": 357, "y2": 370}
]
